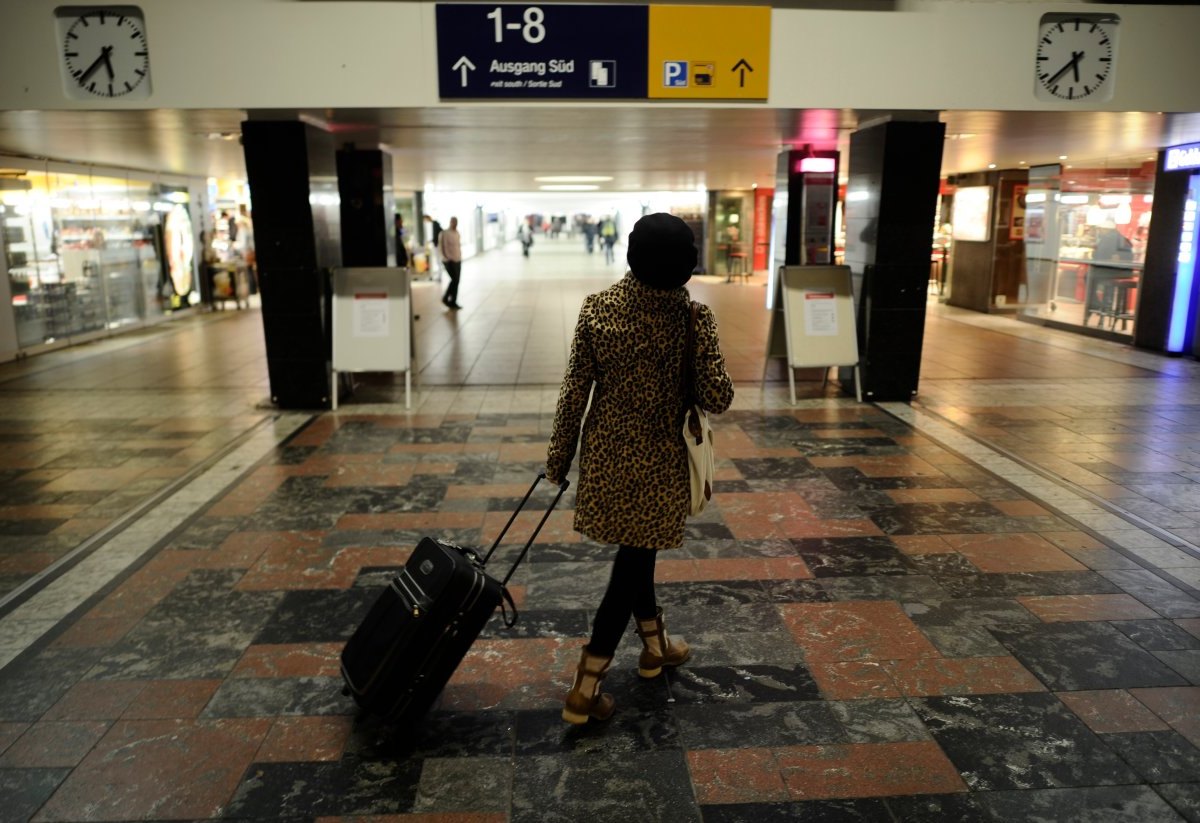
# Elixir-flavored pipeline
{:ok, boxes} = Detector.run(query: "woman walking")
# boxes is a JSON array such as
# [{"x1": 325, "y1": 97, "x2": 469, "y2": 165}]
[{"x1": 546, "y1": 212, "x2": 735, "y2": 725}]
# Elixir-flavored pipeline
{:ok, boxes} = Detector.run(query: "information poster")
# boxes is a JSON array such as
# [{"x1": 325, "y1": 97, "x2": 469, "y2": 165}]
[
  {"x1": 353, "y1": 291, "x2": 390, "y2": 337},
  {"x1": 803, "y1": 290, "x2": 838, "y2": 335}
]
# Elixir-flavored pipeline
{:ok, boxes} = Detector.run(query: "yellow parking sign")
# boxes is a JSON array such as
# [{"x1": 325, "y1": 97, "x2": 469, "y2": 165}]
[{"x1": 648, "y1": 5, "x2": 770, "y2": 100}]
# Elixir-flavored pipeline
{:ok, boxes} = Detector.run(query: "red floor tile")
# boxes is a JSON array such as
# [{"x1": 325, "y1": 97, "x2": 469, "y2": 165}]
[
  {"x1": 775, "y1": 742, "x2": 967, "y2": 799},
  {"x1": 334, "y1": 512, "x2": 485, "y2": 531},
  {"x1": 942, "y1": 532, "x2": 1087, "y2": 573},
  {"x1": 35, "y1": 718, "x2": 271, "y2": 821},
  {"x1": 656, "y1": 557, "x2": 813, "y2": 582},
  {"x1": 43, "y1": 680, "x2": 146, "y2": 721},
  {"x1": 323, "y1": 463, "x2": 416, "y2": 487},
  {"x1": 687, "y1": 747, "x2": 789, "y2": 805},
  {"x1": 256, "y1": 716, "x2": 353, "y2": 762},
  {"x1": 235, "y1": 531, "x2": 338, "y2": 590},
  {"x1": 121, "y1": 680, "x2": 222, "y2": 720},
  {"x1": 991, "y1": 499, "x2": 1053, "y2": 517},
  {"x1": 779, "y1": 602, "x2": 941, "y2": 663},
  {"x1": 444, "y1": 483, "x2": 540, "y2": 499},
  {"x1": 885, "y1": 489, "x2": 983, "y2": 504},
  {"x1": 1017, "y1": 594, "x2": 1161, "y2": 622},
  {"x1": 207, "y1": 467, "x2": 289, "y2": 516},
  {"x1": 808, "y1": 661, "x2": 902, "y2": 700},
  {"x1": 1130, "y1": 686, "x2": 1200, "y2": 747},
  {"x1": 781, "y1": 516, "x2": 885, "y2": 540},
  {"x1": 882, "y1": 656, "x2": 1046, "y2": 696},
  {"x1": 442, "y1": 637, "x2": 578, "y2": 711},
  {"x1": 1057, "y1": 690, "x2": 1172, "y2": 734},
  {"x1": 232, "y1": 643, "x2": 343, "y2": 678},
  {"x1": 890, "y1": 535, "x2": 957, "y2": 555}
]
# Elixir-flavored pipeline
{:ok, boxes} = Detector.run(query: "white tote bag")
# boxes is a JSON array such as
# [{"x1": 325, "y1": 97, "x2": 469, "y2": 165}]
[
  {"x1": 682, "y1": 301, "x2": 716, "y2": 515},
  {"x1": 683, "y1": 403, "x2": 715, "y2": 515}
]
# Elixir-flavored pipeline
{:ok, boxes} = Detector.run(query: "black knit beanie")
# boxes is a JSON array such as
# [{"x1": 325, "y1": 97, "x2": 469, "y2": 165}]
[{"x1": 626, "y1": 213, "x2": 697, "y2": 290}]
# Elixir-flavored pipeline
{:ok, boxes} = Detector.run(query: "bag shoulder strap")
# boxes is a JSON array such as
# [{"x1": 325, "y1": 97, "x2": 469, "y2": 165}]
[{"x1": 682, "y1": 301, "x2": 700, "y2": 407}]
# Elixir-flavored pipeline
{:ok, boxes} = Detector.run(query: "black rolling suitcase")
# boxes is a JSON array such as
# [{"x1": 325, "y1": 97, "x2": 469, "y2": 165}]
[{"x1": 340, "y1": 472, "x2": 569, "y2": 724}]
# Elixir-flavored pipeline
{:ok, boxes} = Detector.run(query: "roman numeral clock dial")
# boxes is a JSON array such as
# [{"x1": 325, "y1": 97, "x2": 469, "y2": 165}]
[
  {"x1": 1035, "y1": 13, "x2": 1119, "y2": 103},
  {"x1": 57, "y1": 6, "x2": 152, "y2": 101}
]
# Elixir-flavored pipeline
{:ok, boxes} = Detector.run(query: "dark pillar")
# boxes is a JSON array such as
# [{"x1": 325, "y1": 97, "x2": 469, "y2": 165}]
[
  {"x1": 241, "y1": 119, "x2": 341, "y2": 409},
  {"x1": 1134, "y1": 151, "x2": 1192, "y2": 353},
  {"x1": 843, "y1": 117, "x2": 946, "y2": 402},
  {"x1": 337, "y1": 147, "x2": 395, "y2": 267}
]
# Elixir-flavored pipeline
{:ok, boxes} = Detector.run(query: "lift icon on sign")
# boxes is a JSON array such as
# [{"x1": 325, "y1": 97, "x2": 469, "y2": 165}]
[
  {"x1": 663, "y1": 61, "x2": 688, "y2": 87},
  {"x1": 589, "y1": 60, "x2": 617, "y2": 88}
]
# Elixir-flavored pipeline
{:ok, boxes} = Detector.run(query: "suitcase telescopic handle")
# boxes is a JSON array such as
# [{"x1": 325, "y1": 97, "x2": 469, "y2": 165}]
[{"x1": 480, "y1": 472, "x2": 570, "y2": 583}]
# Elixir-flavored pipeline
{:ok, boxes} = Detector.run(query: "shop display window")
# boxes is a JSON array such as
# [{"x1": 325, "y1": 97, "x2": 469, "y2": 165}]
[
  {"x1": 712, "y1": 193, "x2": 748, "y2": 276},
  {"x1": 0, "y1": 162, "x2": 197, "y2": 349},
  {"x1": 1019, "y1": 161, "x2": 1154, "y2": 338}
]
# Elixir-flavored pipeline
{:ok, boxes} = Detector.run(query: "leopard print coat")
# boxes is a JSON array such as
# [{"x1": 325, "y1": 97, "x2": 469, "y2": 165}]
[{"x1": 546, "y1": 273, "x2": 735, "y2": 549}]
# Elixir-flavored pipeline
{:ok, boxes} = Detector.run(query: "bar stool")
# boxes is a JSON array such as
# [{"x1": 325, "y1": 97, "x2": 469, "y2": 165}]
[
  {"x1": 727, "y1": 251, "x2": 748, "y2": 282},
  {"x1": 1112, "y1": 277, "x2": 1138, "y2": 331}
]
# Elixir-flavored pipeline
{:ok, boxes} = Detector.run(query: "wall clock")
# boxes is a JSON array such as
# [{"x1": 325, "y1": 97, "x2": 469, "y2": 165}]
[
  {"x1": 56, "y1": 6, "x2": 152, "y2": 101},
  {"x1": 1035, "y1": 13, "x2": 1119, "y2": 103}
]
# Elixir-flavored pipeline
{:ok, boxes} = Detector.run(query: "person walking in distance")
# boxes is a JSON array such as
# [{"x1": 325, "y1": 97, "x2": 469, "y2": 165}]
[
  {"x1": 394, "y1": 214, "x2": 409, "y2": 270},
  {"x1": 546, "y1": 212, "x2": 735, "y2": 725},
  {"x1": 424, "y1": 214, "x2": 443, "y2": 278},
  {"x1": 439, "y1": 216, "x2": 463, "y2": 310}
]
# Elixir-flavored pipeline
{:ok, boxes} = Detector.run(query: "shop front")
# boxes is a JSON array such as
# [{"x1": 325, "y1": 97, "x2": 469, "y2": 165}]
[
  {"x1": 0, "y1": 159, "x2": 204, "y2": 359},
  {"x1": 1018, "y1": 161, "x2": 1154, "y2": 340}
]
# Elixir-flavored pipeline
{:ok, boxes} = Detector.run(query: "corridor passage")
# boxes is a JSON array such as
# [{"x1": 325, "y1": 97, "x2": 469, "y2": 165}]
[{"x1": 0, "y1": 236, "x2": 1198, "y2": 822}]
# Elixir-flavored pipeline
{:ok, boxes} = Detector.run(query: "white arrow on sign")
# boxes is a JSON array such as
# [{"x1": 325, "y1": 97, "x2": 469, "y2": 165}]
[{"x1": 452, "y1": 56, "x2": 476, "y2": 87}]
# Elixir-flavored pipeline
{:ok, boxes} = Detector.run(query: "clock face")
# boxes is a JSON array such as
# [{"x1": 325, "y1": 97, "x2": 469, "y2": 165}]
[
  {"x1": 57, "y1": 7, "x2": 151, "y2": 100},
  {"x1": 1035, "y1": 14, "x2": 1119, "y2": 103}
]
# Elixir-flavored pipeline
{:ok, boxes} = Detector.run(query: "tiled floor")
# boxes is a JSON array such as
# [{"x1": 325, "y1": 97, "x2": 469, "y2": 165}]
[{"x1": 1, "y1": 236, "x2": 1199, "y2": 822}]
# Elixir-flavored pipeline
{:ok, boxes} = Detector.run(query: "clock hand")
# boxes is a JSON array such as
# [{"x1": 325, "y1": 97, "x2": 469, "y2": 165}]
[
  {"x1": 1046, "y1": 51, "x2": 1083, "y2": 86},
  {"x1": 101, "y1": 46, "x2": 115, "y2": 80},
  {"x1": 77, "y1": 49, "x2": 109, "y2": 83}
]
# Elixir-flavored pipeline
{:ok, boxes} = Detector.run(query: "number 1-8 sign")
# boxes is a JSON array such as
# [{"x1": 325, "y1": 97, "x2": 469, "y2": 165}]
[
  {"x1": 486, "y1": 6, "x2": 546, "y2": 43},
  {"x1": 436, "y1": 3, "x2": 649, "y2": 99}
]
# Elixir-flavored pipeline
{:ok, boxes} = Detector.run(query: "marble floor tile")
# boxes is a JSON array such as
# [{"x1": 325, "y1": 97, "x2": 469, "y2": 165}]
[
  {"x1": 992, "y1": 621, "x2": 1189, "y2": 691},
  {"x1": 511, "y1": 750, "x2": 700, "y2": 823},
  {"x1": 912, "y1": 692, "x2": 1140, "y2": 791},
  {"x1": 10, "y1": 285, "x2": 1200, "y2": 820},
  {"x1": 974, "y1": 785, "x2": 1187, "y2": 822},
  {"x1": 37, "y1": 718, "x2": 272, "y2": 821}
]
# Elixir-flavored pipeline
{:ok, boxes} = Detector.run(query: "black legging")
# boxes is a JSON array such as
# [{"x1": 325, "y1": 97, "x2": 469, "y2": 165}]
[
  {"x1": 588, "y1": 545, "x2": 658, "y2": 657},
  {"x1": 443, "y1": 259, "x2": 462, "y2": 304}
]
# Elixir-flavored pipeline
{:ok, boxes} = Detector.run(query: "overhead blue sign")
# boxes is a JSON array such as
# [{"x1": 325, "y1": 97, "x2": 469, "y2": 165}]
[
  {"x1": 436, "y1": 4, "x2": 648, "y2": 99},
  {"x1": 1165, "y1": 142, "x2": 1200, "y2": 172}
]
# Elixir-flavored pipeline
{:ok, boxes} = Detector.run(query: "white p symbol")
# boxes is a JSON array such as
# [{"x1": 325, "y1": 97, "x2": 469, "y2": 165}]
[{"x1": 664, "y1": 61, "x2": 687, "y2": 87}]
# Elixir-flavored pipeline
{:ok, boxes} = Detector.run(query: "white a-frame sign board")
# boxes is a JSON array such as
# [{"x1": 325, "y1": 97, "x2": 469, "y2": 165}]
[
  {"x1": 331, "y1": 267, "x2": 417, "y2": 409},
  {"x1": 772, "y1": 264, "x2": 861, "y2": 403}
]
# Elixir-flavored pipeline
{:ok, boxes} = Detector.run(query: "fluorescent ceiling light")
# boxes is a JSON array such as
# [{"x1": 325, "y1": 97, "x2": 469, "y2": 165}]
[
  {"x1": 535, "y1": 176, "x2": 613, "y2": 183},
  {"x1": 540, "y1": 184, "x2": 600, "y2": 191}
]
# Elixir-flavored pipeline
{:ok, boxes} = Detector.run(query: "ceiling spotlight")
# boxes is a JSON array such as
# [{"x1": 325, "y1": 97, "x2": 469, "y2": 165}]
[
  {"x1": 1059, "y1": 155, "x2": 1068, "y2": 160},
  {"x1": 987, "y1": 163, "x2": 996, "y2": 169}
]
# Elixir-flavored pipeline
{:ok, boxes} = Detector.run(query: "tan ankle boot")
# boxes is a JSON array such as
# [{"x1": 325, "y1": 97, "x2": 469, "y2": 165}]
[
  {"x1": 635, "y1": 608, "x2": 691, "y2": 679},
  {"x1": 562, "y1": 645, "x2": 616, "y2": 725}
]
